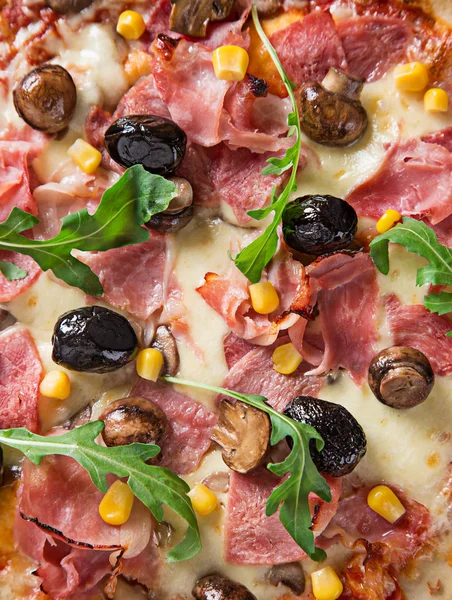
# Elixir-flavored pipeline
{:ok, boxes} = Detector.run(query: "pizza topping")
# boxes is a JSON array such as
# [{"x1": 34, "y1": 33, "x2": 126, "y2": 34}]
[
  {"x1": 146, "y1": 176, "x2": 194, "y2": 233},
  {"x1": 98, "y1": 480, "x2": 135, "y2": 526},
  {"x1": 52, "y1": 306, "x2": 138, "y2": 373},
  {"x1": 267, "y1": 562, "x2": 305, "y2": 595},
  {"x1": 105, "y1": 115, "x2": 187, "y2": 175},
  {"x1": 39, "y1": 370, "x2": 71, "y2": 401},
  {"x1": 271, "y1": 342, "x2": 303, "y2": 375},
  {"x1": 67, "y1": 138, "x2": 102, "y2": 175},
  {"x1": 169, "y1": 0, "x2": 234, "y2": 38},
  {"x1": 193, "y1": 574, "x2": 257, "y2": 600},
  {"x1": 212, "y1": 45, "x2": 250, "y2": 81},
  {"x1": 311, "y1": 566, "x2": 343, "y2": 600},
  {"x1": 368, "y1": 346, "x2": 434, "y2": 409},
  {"x1": 136, "y1": 347, "x2": 165, "y2": 382},
  {"x1": 151, "y1": 325, "x2": 180, "y2": 376},
  {"x1": 283, "y1": 396, "x2": 366, "y2": 477},
  {"x1": 13, "y1": 65, "x2": 77, "y2": 134},
  {"x1": 211, "y1": 399, "x2": 271, "y2": 473},
  {"x1": 282, "y1": 194, "x2": 358, "y2": 256},
  {"x1": 188, "y1": 483, "x2": 219, "y2": 516},
  {"x1": 424, "y1": 87, "x2": 449, "y2": 112},
  {"x1": 116, "y1": 10, "x2": 147, "y2": 41},
  {"x1": 375, "y1": 209, "x2": 402, "y2": 234},
  {"x1": 393, "y1": 61, "x2": 429, "y2": 93},
  {"x1": 249, "y1": 280, "x2": 280, "y2": 314},
  {"x1": 367, "y1": 485, "x2": 406, "y2": 525},
  {"x1": 100, "y1": 397, "x2": 168, "y2": 447},
  {"x1": 45, "y1": 0, "x2": 93, "y2": 13},
  {"x1": 298, "y1": 67, "x2": 368, "y2": 147}
]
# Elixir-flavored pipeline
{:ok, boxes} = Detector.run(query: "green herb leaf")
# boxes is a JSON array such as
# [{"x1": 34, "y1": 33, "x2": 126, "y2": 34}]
[
  {"x1": 370, "y1": 218, "x2": 452, "y2": 328},
  {"x1": 163, "y1": 376, "x2": 331, "y2": 561},
  {"x1": 0, "y1": 165, "x2": 177, "y2": 295},
  {"x1": 0, "y1": 260, "x2": 27, "y2": 280},
  {"x1": 0, "y1": 421, "x2": 201, "y2": 563},
  {"x1": 233, "y1": 7, "x2": 302, "y2": 284}
]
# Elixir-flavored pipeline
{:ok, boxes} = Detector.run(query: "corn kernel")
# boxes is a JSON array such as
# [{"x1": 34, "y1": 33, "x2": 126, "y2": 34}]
[
  {"x1": 188, "y1": 483, "x2": 218, "y2": 516},
  {"x1": 311, "y1": 566, "x2": 343, "y2": 600},
  {"x1": 67, "y1": 139, "x2": 102, "y2": 175},
  {"x1": 394, "y1": 62, "x2": 429, "y2": 92},
  {"x1": 124, "y1": 49, "x2": 152, "y2": 85},
  {"x1": 212, "y1": 45, "x2": 249, "y2": 81},
  {"x1": 249, "y1": 281, "x2": 280, "y2": 314},
  {"x1": 272, "y1": 343, "x2": 303, "y2": 375},
  {"x1": 424, "y1": 87, "x2": 449, "y2": 112},
  {"x1": 116, "y1": 10, "x2": 146, "y2": 40},
  {"x1": 376, "y1": 209, "x2": 402, "y2": 234},
  {"x1": 99, "y1": 480, "x2": 134, "y2": 526},
  {"x1": 367, "y1": 485, "x2": 406, "y2": 524},
  {"x1": 39, "y1": 370, "x2": 71, "y2": 400},
  {"x1": 136, "y1": 348, "x2": 164, "y2": 382}
]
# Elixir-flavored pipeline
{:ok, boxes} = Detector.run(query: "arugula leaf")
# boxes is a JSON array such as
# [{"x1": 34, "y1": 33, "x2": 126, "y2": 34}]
[
  {"x1": 0, "y1": 421, "x2": 200, "y2": 563},
  {"x1": 163, "y1": 376, "x2": 331, "y2": 561},
  {"x1": 0, "y1": 165, "x2": 176, "y2": 295},
  {"x1": 233, "y1": 7, "x2": 302, "y2": 284},
  {"x1": 370, "y1": 217, "x2": 452, "y2": 329},
  {"x1": 0, "y1": 260, "x2": 27, "y2": 280}
]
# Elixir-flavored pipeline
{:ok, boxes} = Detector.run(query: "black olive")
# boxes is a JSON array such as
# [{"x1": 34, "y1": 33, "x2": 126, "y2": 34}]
[
  {"x1": 105, "y1": 115, "x2": 187, "y2": 176},
  {"x1": 283, "y1": 396, "x2": 366, "y2": 477},
  {"x1": 282, "y1": 195, "x2": 358, "y2": 256},
  {"x1": 13, "y1": 65, "x2": 77, "y2": 134},
  {"x1": 45, "y1": 0, "x2": 94, "y2": 13},
  {"x1": 52, "y1": 306, "x2": 138, "y2": 373}
]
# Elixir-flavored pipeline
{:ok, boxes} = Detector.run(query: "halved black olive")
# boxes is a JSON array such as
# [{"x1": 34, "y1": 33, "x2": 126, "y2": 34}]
[
  {"x1": 284, "y1": 396, "x2": 366, "y2": 477},
  {"x1": 282, "y1": 195, "x2": 358, "y2": 256},
  {"x1": 13, "y1": 65, "x2": 77, "y2": 134},
  {"x1": 105, "y1": 115, "x2": 187, "y2": 176},
  {"x1": 52, "y1": 306, "x2": 138, "y2": 373},
  {"x1": 45, "y1": 0, "x2": 94, "y2": 13}
]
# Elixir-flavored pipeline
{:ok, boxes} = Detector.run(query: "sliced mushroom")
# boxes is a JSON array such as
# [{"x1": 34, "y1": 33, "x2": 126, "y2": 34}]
[
  {"x1": 368, "y1": 346, "x2": 434, "y2": 409},
  {"x1": 211, "y1": 400, "x2": 270, "y2": 473},
  {"x1": 298, "y1": 67, "x2": 368, "y2": 147},
  {"x1": 155, "y1": 521, "x2": 174, "y2": 548},
  {"x1": 13, "y1": 65, "x2": 77, "y2": 134},
  {"x1": 45, "y1": 0, "x2": 94, "y2": 13},
  {"x1": 253, "y1": 0, "x2": 282, "y2": 16},
  {"x1": 192, "y1": 574, "x2": 257, "y2": 600},
  {"x1": 146, "y1": 177, "x2": 194, "y2": 234},
  {"x1": 169, "y1": 0, "x2": 235, "y2": 38},
  {"x1": 99, "y1": 397, "x2": 168, "y2": 447},
  {"x1": 151, "y1": 325, "x2": 180, "y2": 376},
  {"x1": 267, "y1": 563, "x2": 305, "y2": 595},
  {"x1": 202, "y1": 471, "x2": 230, "y2": 493}
]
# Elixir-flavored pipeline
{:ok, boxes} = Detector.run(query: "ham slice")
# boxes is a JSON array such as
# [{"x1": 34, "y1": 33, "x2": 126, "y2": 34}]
[
  {"x1": 19, "y1": 456, "x2": 152, "y2": 560},
  {"x1": 0, "y1": 253, "x2": 40, "y2": 302},
  {"x1": 0, "y1": 327, "x2": 43, "y2": 432},
  {"x1": 422, "y1": 126, "x2": 452, "y2": 152},
  {"x1": 346, "y1": 138, "x2": 452, "y2": 225},
  {"x1": 225, "y1": 469, "x2": 342, "y2": 565},
  {"x1": 385, "y1": 294, "x2": 452, "y2": 376},
  {"x1": 223, "y1": 333, "x2": 255, "y2": 370},
  {"x1": 269, "y1": 11, "x2": 348, "y2": 87},
  {"x1": 132, "y1": 380, "x2": 217, "y2": 474},
  {"x1": 337, "y1": 17, "x2": 412, "y2": 82}
]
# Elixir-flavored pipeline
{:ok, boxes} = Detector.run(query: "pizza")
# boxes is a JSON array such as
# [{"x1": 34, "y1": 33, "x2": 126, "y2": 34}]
[{"x1": 0, "y1": 0, "x2": 451, "y2": 598}]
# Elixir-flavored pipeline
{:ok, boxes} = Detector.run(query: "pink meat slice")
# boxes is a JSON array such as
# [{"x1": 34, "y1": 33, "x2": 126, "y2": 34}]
[
  {"x1": 346, "y1": 138, "x2": 452, "y2": 225},
  {"x1": 422, "y1": 126, "x2": 452, "y2": 152},
  {"x1": 225, "y1": 469, "x2": 342, "y2": 565},
  {"x1": 385, "y1": 293, "x2": 452, "y2": 375},
  {"x1": 223, "y1": 333, "x2": 255, "y2": 370},
  {"x1": 0, "y1": 253, "x2": 40, "y2": 302},
  {"x1": 337, "y1": 17, "x2": 412, "y2": 82},
  {"x1": 0, "y1": 327, "x2": 43, "y2": 432},
  {"x1": 79, "y1": 233, "x2": 167, "y2": 321},
  {"x1": 269, "y1": 11, "x2": 348, "y2": 87},
  {"x1": 132, "y1": 380, "x2": 217, "y2": 474},
  {"x1": 18, "y1": 455, "x2": 152, "y2": 559},
  {"x1": 0, "y1": 140, "x2": 40, "y2": 221}
]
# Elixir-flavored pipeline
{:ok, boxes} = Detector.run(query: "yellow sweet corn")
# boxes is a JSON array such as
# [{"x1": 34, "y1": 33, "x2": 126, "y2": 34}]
[
  {"x1": 311, "y1": 566, "x2": 344, "y2": 600},
  {"x1": 99, "y1": 480, "x2": 134, "y2": 525},
  {"x1": 394, "y1": 62, "x2": 429, "y2": 92},
  {"x1": 124, "y1": 49, "x2": 152, "y2": 85},
  {"x1": 376, "y1": 209, "x2": 402, "y2": 234},
  {"x1": 188, "y1": 483, "x2": 218, "y2": 516},
  {"x1": 136, "y1": 348, "x2": 164, "y2": 382},
  {"x1": 367, "y1": 485, "x2": 406, "y2": 524},
  {"x1": 39, "y1": 370, "x2": 71, "y2": 400},
  {"x1": 116, "y1": 10, "x2": 146, "y2": 40},
  {"x1": 424, "y1": 87, "x2": 449, "y2": 112},
  {"x1": 272, "y1": 342, "x2": 303, "y2": 375},
  {"x1": 212, "y1": 45, "x2": 249, "y2": 81},
  {"x1": 249, "y1": 281, "x2": 280, "y2": 314},
  {"x1": 67, "y1": 139, "x2": 102, "y2": 175}
]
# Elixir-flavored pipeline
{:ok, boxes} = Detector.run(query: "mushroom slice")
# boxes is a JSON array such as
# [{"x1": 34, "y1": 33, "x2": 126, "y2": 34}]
[
  {"x1": 368, "y1": 346, "x2": 434, "y2": 409},
  {"x1": 169, "y1": 0, "x2": 235, "y2": 37},
  {"x1": 193, "y1": 574, "x2": 257, "y2": 600},
  {"x1": 211, "y1": 400, "x2": 271, "y2": 473},
  {"x1": 100, "y1": 397, "x2": 168, "y2": 447},
  {"x1": 151, "y1": 325, "x2": 180, "y2": 376},
  {"x1": 267, "y1": 562, "x2": 305, "y2": 595},
  {"x1": 298, "y1": 67, "x2": 368, "y2": 147}
]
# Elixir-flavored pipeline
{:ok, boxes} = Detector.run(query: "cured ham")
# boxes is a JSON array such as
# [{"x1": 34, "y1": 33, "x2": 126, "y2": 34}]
[
  {"x1": 0, "y1": 253, "x2": 40, "y2": 302},
  {"x1": 0, "y1": 328, "x2": 43, "y2": 432},
  {"x1": 337, "y1": 17, "x2": 412, "y2": 82},
  {"x1": 0, "y1": 141, "x2": 39, "y2": 221},
  {"x1": 346, "y1": 138, "x2": 452, "y2": 225},
  {"x1": 132, "y1": 380, "x2": 217, "y2": 474},
  {"x1": 225, "y1": 469, "x2": 342, "y2": 565},
  {"x1": 385, "y1": 294, "x2": 452, "y2": 376}
]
